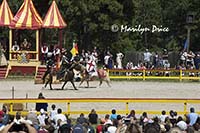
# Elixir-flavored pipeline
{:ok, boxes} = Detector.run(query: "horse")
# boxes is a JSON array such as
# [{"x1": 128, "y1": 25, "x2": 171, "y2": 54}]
[
  {"x1": 43, "y1": 59, "x2": 78, "y2": 90},
  {"x1": 72, "y1": 62, "x2": 111, "y2": 88}
]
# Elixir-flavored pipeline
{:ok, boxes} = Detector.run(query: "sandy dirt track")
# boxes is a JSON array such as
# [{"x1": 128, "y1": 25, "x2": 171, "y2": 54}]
[{"x1": 0, "y1": 80, "x2": 199, "y2": 117}]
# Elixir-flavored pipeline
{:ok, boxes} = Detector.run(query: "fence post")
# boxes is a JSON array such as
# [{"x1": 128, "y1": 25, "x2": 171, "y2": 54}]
[
  {"x1": 143, "y1": 69, "x2": 146, "y2": 80},
  {"x1": 126, "y1": 102, "x2": 129, "y2": 115},
  {"x1": 10, "y1": 103, "x2": 13, "y2": 114},
  {"x1": 179, "y1": 69, "x2": 182, "y2": 82},
  {"x1": 67, "y1": 102, "x2": 70, "y2": 116},
  {"x1": 184, "y1": 101, "x2": 187, "y2": 114}
]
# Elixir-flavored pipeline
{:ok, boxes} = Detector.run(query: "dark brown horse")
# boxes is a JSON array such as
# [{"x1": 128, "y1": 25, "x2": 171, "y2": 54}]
[
  {"x1": 43, "y1": 64, "x2": 78, "y2": 90},
  {"x1": 72, "y1": 63, "x2": 111, "y2": 88}
]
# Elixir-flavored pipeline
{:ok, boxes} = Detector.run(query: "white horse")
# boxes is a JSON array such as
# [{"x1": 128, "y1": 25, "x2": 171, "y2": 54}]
[{"x1": 116, "y1": 52, "x2": 124, "y2": 69}]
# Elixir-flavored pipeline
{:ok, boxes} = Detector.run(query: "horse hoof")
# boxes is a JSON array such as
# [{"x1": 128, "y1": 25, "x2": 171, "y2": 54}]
[{"x1": 50, "y1": 88, "x2": 53, "y2": 90}]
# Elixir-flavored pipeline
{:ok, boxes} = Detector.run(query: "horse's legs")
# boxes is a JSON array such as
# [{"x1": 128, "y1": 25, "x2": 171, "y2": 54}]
[
  {"x1": 70, "y1": 81, "x2": 78, "y2": 90},
  {"x1": 106, "y1": 78, "x2": 111, "y2": 87},
  {"x1": 86, "y1": 80, "x2": 89, "y2": 88},
  {"x1": 61, "y1": 81, "x2": 68, "y2": 90},
  {"x1": 99, "y1": 79, "x2": 103, "y2": 87},
  {"x1": 79, "y1": 77, "x2": 86, "y2": 87}
]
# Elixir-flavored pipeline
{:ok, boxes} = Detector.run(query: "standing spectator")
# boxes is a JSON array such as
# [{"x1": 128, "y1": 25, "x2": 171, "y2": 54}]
[
  {"x1": 187, "y1": 50, "x2": 195, "y2": 67},
  {"x1": 160, "y1": 110, "x2": 168, "y2": 123},
  {"x1": 49, "y1": 104, "x2": 57, "y2": 121},
  {"x1": 53, "y1": 108, "x2": 67, "y2": 127},
  {"x1": 143, "y1": 49, "x2": 152, "y2": 68},
  {"x1": 187, "y1": 107, "x2": 198, "y2": 126},
  {"x1": 162, "y1": 49, "x2": 169, "y2": 68},
  {"x1": 116, "y1": 52, "x2": 124, "y2": 69},
  {"x1": 0, "y1": 43, "x2": 7, "y2": 66},
  {"x1": 104, "y1": 51, "x2": 113, "y2": 69},
  {"x1": 37, "y1": 109, "x2": 46, "y2": 127},
  {"x1": 153, "y1": 52, "x2": 159, "y2": 68},
  {"x1": 110, "y1": 109, "x2": 117, "y2": 121},
  {"x1": 41, "y1": 43, "x2": 49, "y2": 65},
  {"x1": 35, "y1": 93, "x2": 48, "y2": 112},
  {"x1": 53, "y1": 45, "x2": 61, "y2": 70},
  {"x1": 92, "y1": 46, "x2": 99, "y2": 64},
  {"x1": 88, "y1": 109, "x2": 98, "y2": 125}
]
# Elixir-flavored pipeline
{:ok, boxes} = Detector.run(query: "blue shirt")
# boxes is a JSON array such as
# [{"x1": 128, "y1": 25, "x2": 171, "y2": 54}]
[
  {"x1": 110, "y1": 114, "x2": 117, "y2": 121},
  {"x1": 188, "y1": 113, "x2": 198, "y2": 126}
]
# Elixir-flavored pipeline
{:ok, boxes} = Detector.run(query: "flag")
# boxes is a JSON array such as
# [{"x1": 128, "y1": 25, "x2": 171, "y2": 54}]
[
  {"x1": 183, "y1": 39, "x2": 188, "y2": 50},
  {"x1": 70, "y1": 41, "x2": 78, "y2": 57}
]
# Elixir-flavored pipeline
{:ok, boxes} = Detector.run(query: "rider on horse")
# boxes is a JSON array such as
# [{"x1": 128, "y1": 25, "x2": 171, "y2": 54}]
[
  {"x1": 42, "y1": 58, "x2": 54, "y2": 83},
  {"x1": 57, "y1": 51, "x2": 71, "y2": 80}
]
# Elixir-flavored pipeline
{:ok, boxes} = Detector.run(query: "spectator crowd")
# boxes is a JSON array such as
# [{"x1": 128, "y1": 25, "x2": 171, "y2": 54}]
[{"x1": 0, "y1": 94, "x2": 199, "y2": 133}]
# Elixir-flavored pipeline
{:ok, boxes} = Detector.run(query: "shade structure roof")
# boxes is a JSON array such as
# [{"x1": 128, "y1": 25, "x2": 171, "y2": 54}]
[
  {"x1": 0, "y1": 0, "x2": 13, "y2": 26},
  {"x1": 10, "y1": 0, "x2": 43, "y2": 30},
  {"x1": 42, "y1": 0, "x2": 66, "y2": 29}
]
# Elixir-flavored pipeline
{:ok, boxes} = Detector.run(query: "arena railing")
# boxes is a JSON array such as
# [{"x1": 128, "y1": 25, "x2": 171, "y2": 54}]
[
  {"x1": 0, "y1": 98, "x2": 200, "y2": 116},
  {"x1": 108, "y1": 69, "x2": 200, "y2": 81}
]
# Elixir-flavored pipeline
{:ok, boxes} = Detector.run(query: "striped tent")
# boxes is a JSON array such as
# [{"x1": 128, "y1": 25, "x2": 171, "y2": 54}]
[
  {"x1": 42, "y1": 0, "x2": 66, "y2": 29},
  {"x1": 0, "y1": 0, "x2": 13, "y2": 26},
  {"x1": 10, "y1": 0, "x2": 42, "y2": 29}
]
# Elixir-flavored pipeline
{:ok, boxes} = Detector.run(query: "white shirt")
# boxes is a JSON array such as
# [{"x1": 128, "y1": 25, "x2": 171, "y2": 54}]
[
  {"x1": 37, "y1": 114, "x2": 46, "y2": 126},
  {"x1": 104, "y1": 55, "x2": 110, "y2": 65},
  {"x1": 144, "y1": 52, "x2": 152, "y2": 62},
  {"x1": 53, "y1": 113, "x2": 67, "y2": 126},
  {"x1": 50, "y1": 109, "x2": 57, "y2": 120}
]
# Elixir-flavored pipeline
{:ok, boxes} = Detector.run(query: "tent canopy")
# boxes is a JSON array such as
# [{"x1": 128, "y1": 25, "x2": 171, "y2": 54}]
[
  {"x1": 42, "y1": 0, "x2": 66, "y2": 29},
  {"x1": 0, "y1": 0, "x2": 13, "y2": 26},
  {"x1": 10, "y1": 0, "x2": 43, "y2": 30}
]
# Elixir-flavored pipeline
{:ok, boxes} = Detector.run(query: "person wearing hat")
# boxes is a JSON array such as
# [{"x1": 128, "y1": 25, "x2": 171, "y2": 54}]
[{"x1": 37, "y1": 109, "x2": 46, "y2": 127}]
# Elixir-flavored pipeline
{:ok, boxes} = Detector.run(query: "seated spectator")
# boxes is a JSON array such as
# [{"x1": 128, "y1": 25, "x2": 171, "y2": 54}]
[
  {"x1": 1, "y1": 121, "x2": 37, "y2": 133},
  {"x1": 102, "y1": 114, "x2": 112, "y2": 125},
  {"x1": 77, "y1": 113, "x2": 88, "y2": 124},
  {"x1": 12, "y1": 41, "x2": 20, "y2": 51},
  {"x1": 107, "y1": 119, "x2": 118, "y2": 133},
  {"x1": 116, "y1": 115, "x2": 127, "y2": 133},
  {"x1": 177, "y1": 120, "x2": 187, "y2": 131},
  {"x1": 73, "y1": 120, "x2": 84, "y2": 133},
  {"x1": 127, "y1": 109, "x2": 137, "y2": 120},
  {"x1": 26, "y1": 108, "x2": 39, "y2": 130}
]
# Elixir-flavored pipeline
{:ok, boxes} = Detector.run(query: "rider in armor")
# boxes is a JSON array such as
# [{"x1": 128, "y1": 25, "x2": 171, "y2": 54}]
[
  {"x1": 57, "y1": 52, "x2": 71, "y2": 80},
  {"x1": 42, "y1": 58, "x2": 54, "y2": 83}
]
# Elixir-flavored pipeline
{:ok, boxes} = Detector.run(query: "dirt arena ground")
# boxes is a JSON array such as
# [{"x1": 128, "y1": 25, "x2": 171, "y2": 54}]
[{"x1": 0, "y1": 80, "x2": 200, "y2": 117}]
